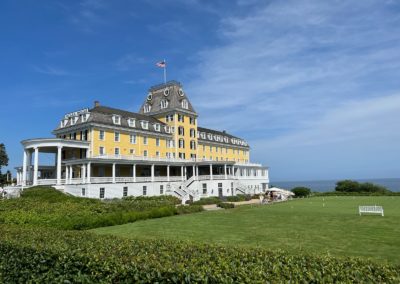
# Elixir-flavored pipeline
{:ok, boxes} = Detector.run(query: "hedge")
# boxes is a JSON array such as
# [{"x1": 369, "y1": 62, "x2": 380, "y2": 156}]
[
  {"x1": 1, "y1": 225, "x2": 399, "y2": 283},
  {"x1": 0, "y1": 187, "x2": 199, "y2": 230},
  {"x1": 217, "y1": 202, "x2": 235, "y2": 209}
]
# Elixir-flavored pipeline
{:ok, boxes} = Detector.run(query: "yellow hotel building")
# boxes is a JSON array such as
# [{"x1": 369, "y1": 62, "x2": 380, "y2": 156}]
[{"x1": 16, "y1": 81, "x2": 269, "y2": 201}]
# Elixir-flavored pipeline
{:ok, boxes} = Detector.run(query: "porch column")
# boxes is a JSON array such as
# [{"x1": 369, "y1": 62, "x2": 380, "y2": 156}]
[
  {"x1": 224, "y1": 164, "x2": 227, "y2": 179},
  {"x1": 112, "y1": 163, "x2": 116, "y2": 183},
  {"x1": 181, "y1": 166, "x2": 184, "y2": 181},
  {"x1": 33, "y1": 147, "x2": 39, "y2": 186},
  {"x1": 87, "y1": 162, "x2": 91, "y2": 184},
  {"x1": 192, "y1": 165, "x2": 196, "y2": 180},
  {"x1": 65, "y1": 166, "x2": 69, "y2": 184},
  {"x1": 210, "y1": 164, "x2": 213, "y2": 180},
  {"x1": 22, "y1": 150, "x2": 27, "y2": 186},
  {"x1": 69, "y1": 166, "x2": 73, "y2": 183},
  {"x1": 27, "y1": 151, "x2": 32, "y2": 185},
  {"x1": 184, "y1": 166, "x2": 187, "y2": 180},
  {"x1": 81, "y1": 164, "x2": 86, "y2": 183},
  {"x1": 132, "y1": 164, "x2": 136, "y2": 182},
  {"x1": 56, "y1": 146, "x2": 62, "y2": 185},
  {"x1": 167, "y1": 165, "x2": 170, "y2": 182},
  {"x1": 151, "y1": 164, "x2": 155, "y2": 182},
  {"x1": 232, "y1": 166, "x2": 235, "y2": 178}
]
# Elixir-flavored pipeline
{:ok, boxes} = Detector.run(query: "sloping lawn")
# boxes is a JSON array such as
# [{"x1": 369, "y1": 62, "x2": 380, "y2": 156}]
[{"x1": 93, "y1": 196, "x2": 400, "y2": 264}]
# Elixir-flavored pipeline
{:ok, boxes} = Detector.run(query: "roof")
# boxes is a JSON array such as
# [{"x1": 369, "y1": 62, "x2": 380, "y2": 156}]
[
  {"x1": 55, "y1": 105, "x2": 171, "y2": 135},
  {"x1": 139, "y1": 80, "x2": 196, "y2": 115},
  {"x1": 197, "y1": 126, "x2": 249, "y2": 148}
]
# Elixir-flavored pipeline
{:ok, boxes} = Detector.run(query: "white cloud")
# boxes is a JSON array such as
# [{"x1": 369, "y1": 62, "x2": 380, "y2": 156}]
[{"x1": 183, "y1": 0, "x2": 400, "y2": 179}]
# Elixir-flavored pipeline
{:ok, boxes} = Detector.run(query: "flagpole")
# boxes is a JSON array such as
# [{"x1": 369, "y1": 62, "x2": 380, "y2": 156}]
[{"x1": 163, "y1": 58, "x2": 167, "y2": 85}]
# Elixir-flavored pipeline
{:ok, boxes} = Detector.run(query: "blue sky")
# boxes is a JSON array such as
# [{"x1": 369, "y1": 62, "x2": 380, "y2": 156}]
[{"x1": 1, "y1": 0, "x2": 400, "y2": 181}]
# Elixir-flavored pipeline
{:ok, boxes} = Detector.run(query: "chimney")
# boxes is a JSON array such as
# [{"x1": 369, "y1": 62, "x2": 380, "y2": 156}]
[{"x1": 94, "y1": 100, "x2": 100, "y2": 107}]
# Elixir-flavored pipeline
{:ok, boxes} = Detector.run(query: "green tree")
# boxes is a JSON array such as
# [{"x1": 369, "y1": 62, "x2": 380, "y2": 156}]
[
  {"x1": 0, "y1": 143, "x2": 9, "y2": 174},
  {"x1": 335, "y1": 180, "x2": 360, "y2": 192},
  {"x1": 291, "y1": 187, "x2": 311, "y2": 197}
]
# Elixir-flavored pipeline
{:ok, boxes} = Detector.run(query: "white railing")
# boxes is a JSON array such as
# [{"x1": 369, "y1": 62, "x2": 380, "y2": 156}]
[
  {"x1": 37, "y1": 179, "x2": 57, "y2": 185},
  {"x1": 198, "y1": 175, "x2": 211, "y2": 181},
  {"x1": 90, "y1": 177, "x2": 113, "y2": 183},
  {"x1": 169, "y1": 176, "x2": 183, "y2": 182},
  {"x1": 213, "y1": 175, "x2": 226, "y2": 180},
  {"x1": 135, "y1": 177, "x2": 153, "y2": 182},
  {"x1": 184, "y1": 176, "x2": 195, "y2": 187},
  {"x1": 115, "y1": 177, "x2": 135, "y2": 183}
]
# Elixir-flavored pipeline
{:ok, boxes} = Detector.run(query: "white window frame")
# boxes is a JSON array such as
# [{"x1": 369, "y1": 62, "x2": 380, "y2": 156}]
[
  {"x1": 99, "y1": 130, "x2": 105, "y2": 140},
  {"x1": 128, "y1": 118, "x2": 136, "y2": 127},
  {"x1": 143, "y1": 136, "x2": 148, "y2": 145},
  {"x1": 112, "y1": 115, "x2": 121, "y2": 125},
  {"x1": 144, "y1": 104, "x2": 151, "y2": 113},
  {"x1": 99, "y1": 146, "x2": 105, "y2": 155},
  {"x1": 130, "y1": 134, "x2": 137, "y2": 144},
  {"x1": 181, "y1": 99, "x2": 189, "y2": 109},
  {"x1": 156, "y1": 138, "x2": 160, "y2": 147},
  {"x1": 141, "y1": 121, "x2": 149, "y2": 129},
  {"x1": 160, "y1": 99, "x2": 169, "y2": 109},
  {"x1": 114, "y1": 131, "x2": 120, "y2": 142},
  {"x1": 114, "y1": 147, "x2": 120, "y2": 156}
]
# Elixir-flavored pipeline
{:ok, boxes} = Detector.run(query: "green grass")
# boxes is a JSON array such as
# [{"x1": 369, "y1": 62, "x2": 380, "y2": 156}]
[{"x1": 93, "y1": 196, "x2": 400, "y2": 264}]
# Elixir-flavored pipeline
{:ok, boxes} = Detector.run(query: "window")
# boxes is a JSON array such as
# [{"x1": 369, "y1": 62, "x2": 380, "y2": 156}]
[
  {"x1": 99, "y1": 130, "x2": 105, "y2": 140},
  {"x1": 166, "y1": 114, "x2": 174, "y2": 122},
  {"x1": 203, "y1": 145, "x2": 206, "y2": 151},
  {"x1": 143, "y1": 150, "x2": 148, "y2": 157},
  {"x1": 181, "y1": 99, "x2": 189, "y2": 109},
  {"x1": 128, "y1": 118, "x2": 136, "y2": 127},
  {"x1": 190, "y1": 153, "x2": 196, "y2": 159},
  {"x1": 143, "y1": 104, "x2": 151, "y2": 113},
  {"x1": 179, "y1": 152, "x2": 185, "y2": 159},
  {"x1": 99, "y1": 146, "x2": 105, "y2": 155},
  {"x1": 178, "y1": 126, "x2": 184, "y2": 136},
  {"x1": 179, "y1": 139, "x2": 185, "y2": 149},
  {"x1": 81, "y1": 130, "x2": 88, "y2": 141},
  {"x1": 167, "y1": 139, "x2": 174, "y2": 148},
  {"x1": 143, "y1": 136, "x2": 148, "y2": 145},
  {"x1": 73, "y1": 132, "x2": 77, "y2": 140},
  {"x1": 190, "y1": 140, "x2": 196, "y2": 150},
  {"x1": 123, "y1": 186, "x2": 128, "y2": 197},
  {"x1": 81, "y1": 188, "x2": 85, "y2": 197},
  {"x1": 129, "y1": 149, "x2": 135, "y2": 154},
  {"x1": 159, "y1": 185, "x2": 164, "y2": 194},
  {"x1": 165, "y1": 126, "x2": 171, "y2": 133},
  {"x1": 130, "y1": 134, "x2": 137, "y2": 144},
  {"x1": 190, "y1": 129, "x2": 196, "y2": 138},
  {"x1": 114, "y1": 132, "x2": 120, "y2": 142},
  {"x1": 81, "y1": 113, "x2": 89, "y2": 122},
  {"x1": 202, "y1": 183, "x2": 207, "y2": 194},
  {"x1": 100, "y1": 188, "x2": 105, "y2": 199},
  {"x1": 115, "y1": 148, "x2": 120, "y2": 155},
  {"x1": 171, "y1": 127, "x2": 175, "y2": 133},
  {"x1": 141, "y1": 121, "x2": 149, "y2": 129},
  {"x1": 178, "y1": 114, "x2": 184, "y2": 122},
  {"x1": 156, "y1": 151, "x2": 160, "y2": 157},
  {"x1": 210, "y1": 146, "x2": 213, "y2": 152},
  {"x1": 216, "y1": 146, "x2": 219, "y2": 153},
  {"x1": 160, "y1": 99, "x2": 169, "y2": 109},
  {"x1": 143, "y1": 186, "x2": 147, "y2": 196},
  {"x1": 112, "y1": 115, "x2": 121, "y2": 125},
  {"x1": 189, "y1": 117, "x2": 195, "y2": 125},
  {"x1": 154, "y1": 123, "x2": 161, "y2": 131},
  {"x1": 156, "y1": 138, "x2": 160, "y2": 146}
]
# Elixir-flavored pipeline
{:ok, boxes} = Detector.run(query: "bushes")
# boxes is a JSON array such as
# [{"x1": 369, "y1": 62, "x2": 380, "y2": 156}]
[
  {"x1": 217, "y1": 202, "x2": 235, "y2": 209},
  {"x1": 335, "y1": 180, "x2": 391, "y2": 194},
  {"x1": 0, "y1": 225, "x2": 399, "y2": 283},
  {"x1": 192, "y1": 196, "x2": 221, "y2": 205},
  {"x1": 176, "y1": 205, "x2": 204, "y2": 214},
  {"x1": 226, "y1": 194, "x2": 251, "y2": 202},
  {"x1": 0, "y1": 187, "x2": 196, "y2": 230},
  {"x1": 291, "y1": 187, "x2": 311, "y2": 197}
]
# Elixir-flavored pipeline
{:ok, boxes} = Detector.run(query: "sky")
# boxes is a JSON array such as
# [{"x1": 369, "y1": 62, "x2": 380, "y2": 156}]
[{"x1": 0, "y1": 0, "x2": 400, "y2": 181}]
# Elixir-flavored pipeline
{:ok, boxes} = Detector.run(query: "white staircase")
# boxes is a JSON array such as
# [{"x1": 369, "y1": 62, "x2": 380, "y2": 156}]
[{"x1": 235, "y1": 181, "x2": 247, "y2": 195}]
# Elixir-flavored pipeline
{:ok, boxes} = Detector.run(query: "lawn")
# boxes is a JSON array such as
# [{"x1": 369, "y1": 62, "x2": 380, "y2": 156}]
[{"x1": 93, "y1": 196, "x2": 400, "y2": 264}]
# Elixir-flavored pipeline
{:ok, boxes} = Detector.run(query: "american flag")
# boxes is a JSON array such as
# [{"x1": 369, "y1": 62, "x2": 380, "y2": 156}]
[{"x1": 156, "y1": 60, "x2": 166, "y2": 68}]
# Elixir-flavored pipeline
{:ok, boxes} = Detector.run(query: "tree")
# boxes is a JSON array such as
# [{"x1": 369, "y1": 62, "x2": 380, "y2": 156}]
[
  {"x1": 335, "y1": 180, "x2": 360, "y2": 192},
  {"x1": 0, "y1": 143, "x2": 9, "y2": 175},
  {"x1": 291, "y1": 187, "x2": 311, "y2": 197}
]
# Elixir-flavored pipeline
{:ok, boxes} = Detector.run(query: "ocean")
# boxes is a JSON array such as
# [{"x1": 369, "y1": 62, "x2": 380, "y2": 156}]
[{"x1": 271, "y1": 178, "x2": 400, "y2": 192}]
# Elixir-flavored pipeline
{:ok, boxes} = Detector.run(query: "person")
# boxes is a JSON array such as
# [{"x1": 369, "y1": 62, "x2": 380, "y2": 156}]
[{"x1": 259, "y1": 194, "x2": 264, "y2": 204}]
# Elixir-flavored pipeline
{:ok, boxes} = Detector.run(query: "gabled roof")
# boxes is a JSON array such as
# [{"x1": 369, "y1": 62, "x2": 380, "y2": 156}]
[{"x1": 139, "y1": 80, "x2": 196, "y2": 115}]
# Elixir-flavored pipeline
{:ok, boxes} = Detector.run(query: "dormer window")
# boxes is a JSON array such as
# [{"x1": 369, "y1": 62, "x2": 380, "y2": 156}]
[
  {"x1": 144, "y1": 104, "x2": 151, "y2": 113},
  {"x1": 165, "y1": 126, "x2": 171, "y2": 133},
  {"x1": 181, "y1": 99, "x2": 189, "y2": 109},
  {"x1": 160, "y1": 99, "x2": 169, "y2": 109},
  {"x1": 200, "y1": 132, "x2": 206, "y2": 139},
  {"x1": 81, "y1": 113, "x2": 90, "y2": 122},
  {"x1": 141, "y1": 120, "x2": 149, "y2": 129},
  {"x1": 112, "y1": 115, "x2": 121, "y2": 125},
  {"x1": 127, "y1": 118, "x2": 136, "y2": 127},
  {"x1": 224, "y1": 137, "x2": 229, "y2": 143},
  {"x1": 154, "y1": 123, "x2": 161, "y2": 132},
  {"x1": 207, "y1": 133, "x2": 212, "y2": 140},
  {"x1": 178, "y1": 88, "x2": 184, "y2": 96},
  {"x1": 147, "y1": 93, "x2": 152, "y2": 101},
  {"x1": 70, "y1": 116, "x2": 78, "y2": 126},
  {"x1": 163, "y1": 88, "x2": 170, "y2": 96}
]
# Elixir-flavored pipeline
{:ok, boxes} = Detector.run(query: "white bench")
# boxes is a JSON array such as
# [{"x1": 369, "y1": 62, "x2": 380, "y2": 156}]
[{"x1": 359, "y1": 205, "x2": 384, "y2": 216}]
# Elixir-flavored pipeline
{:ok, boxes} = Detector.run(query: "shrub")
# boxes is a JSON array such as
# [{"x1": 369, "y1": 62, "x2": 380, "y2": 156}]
[
  {"x1": 335, "y1": 180, "x2": 391, "y2": 194},
  {"x1": 0, "y1": 225, "x2": 399, "y2": 283},
  {"x1": 217, "y1": 202, "x2": 235, "y2": 209},
  {"x1": 291, "y1": 187, "x2": 311, "y2": 197},
  {"x1": 176, "y1": 205, "x2": 204, "y2": 214},
  {"x1": 192, "y1": 196, "x2": 221, "y2": 205}
]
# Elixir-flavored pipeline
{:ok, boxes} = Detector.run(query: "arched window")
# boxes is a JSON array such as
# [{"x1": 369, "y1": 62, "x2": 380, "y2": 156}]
[
  {"x1": 178, "y1": 126, "x2": 184, "y2": 136},
  {"x1": 190, "y1": 140, "x2": 196, "y2": 150},
  {"x1": 181, "y1": 99, "x2": 188, "y2": 109},
  {"x1": 160, "y1": 99, "x2": 168, "y2": 109},
  {"x1": 144, "y1": 104, "x2": 151, "y2": 113}
]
